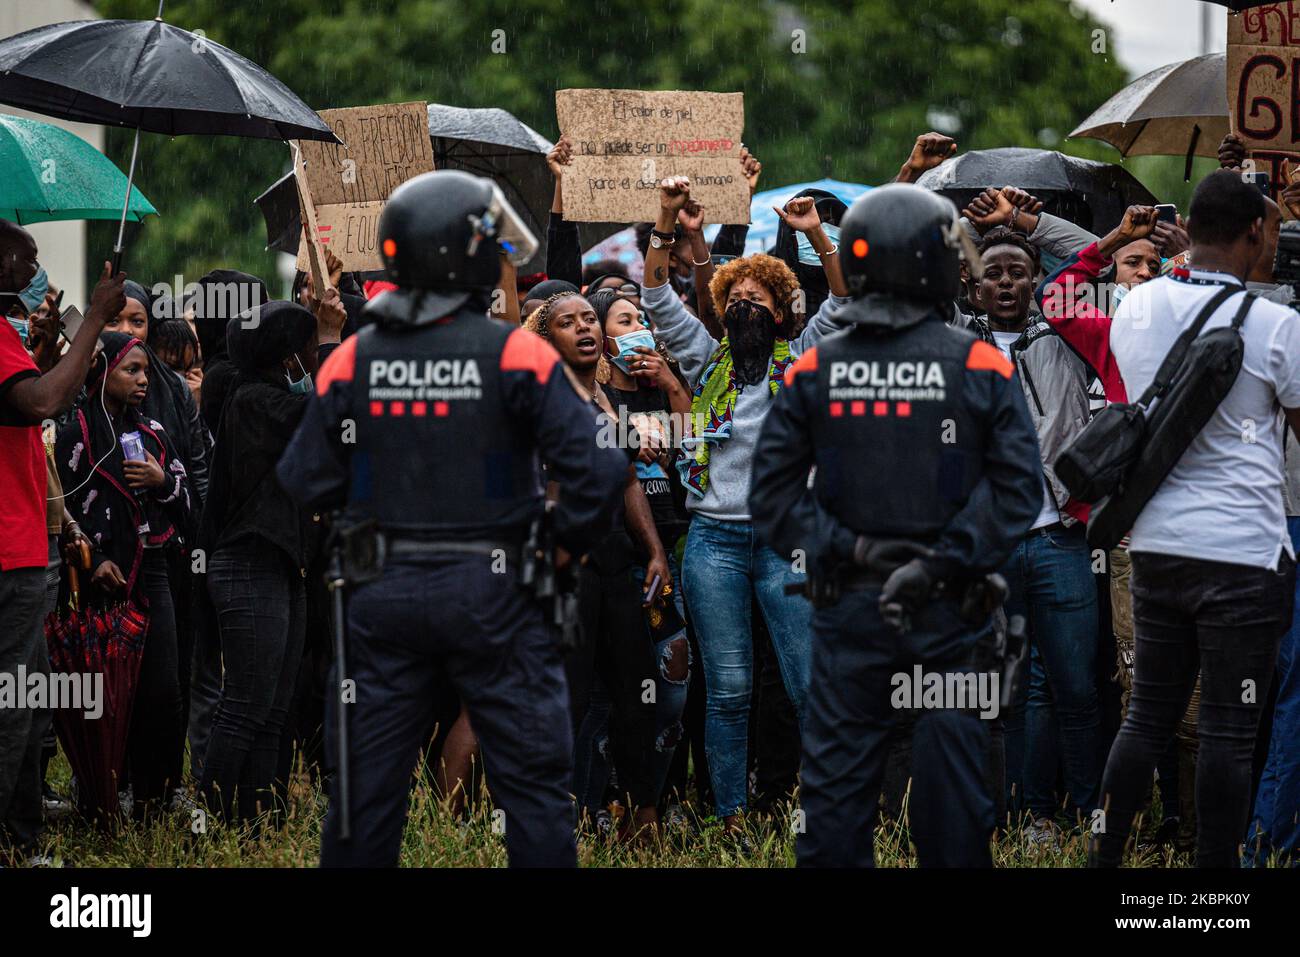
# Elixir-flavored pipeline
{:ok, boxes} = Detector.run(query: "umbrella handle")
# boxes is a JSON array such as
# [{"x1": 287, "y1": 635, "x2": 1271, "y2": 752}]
[
  {"x1": 112, "y1": 127, "x2": 142, "y2": 276},
  {"x1": 66, "y1": 540, "x2": 91, "y2": 612}
]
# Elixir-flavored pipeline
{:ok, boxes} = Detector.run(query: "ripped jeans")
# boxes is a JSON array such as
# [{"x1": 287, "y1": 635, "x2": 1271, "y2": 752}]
[
  {"x1": 572, "y1": 554, "x2": 692, "y2": 811},
  {"x1": 645, "y1": 554, "x2": 692, "y2": 800}
]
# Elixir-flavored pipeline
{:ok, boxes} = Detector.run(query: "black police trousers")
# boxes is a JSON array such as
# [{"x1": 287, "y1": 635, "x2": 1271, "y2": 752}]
[
  {"x1": 798, "y1": 589, "x2": 996, "y2": 867},
  {"x1": 320, "y1": 553, "x2": 576, "y2": 867}
]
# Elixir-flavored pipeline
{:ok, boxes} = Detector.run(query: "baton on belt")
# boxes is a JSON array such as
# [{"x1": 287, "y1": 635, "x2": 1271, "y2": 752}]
[{"x1": 325, "y1": 537, "x2": 352, "y2": 842}]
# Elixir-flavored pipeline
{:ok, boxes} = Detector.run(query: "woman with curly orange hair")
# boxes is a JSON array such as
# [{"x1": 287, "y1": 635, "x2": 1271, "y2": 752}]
[{"x1": 641, "y1": 176, "x2": 849, "y2": 838}]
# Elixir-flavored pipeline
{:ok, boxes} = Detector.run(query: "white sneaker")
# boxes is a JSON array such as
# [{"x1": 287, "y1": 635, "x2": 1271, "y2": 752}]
[{"x1": 1025, "y1": 817, "x2": 1060, "y2": 850}]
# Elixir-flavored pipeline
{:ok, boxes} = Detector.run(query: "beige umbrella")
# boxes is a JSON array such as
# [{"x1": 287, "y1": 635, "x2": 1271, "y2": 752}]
[{"x1": 1071, "y1": 54, "x2": 1227, "y2": 177}]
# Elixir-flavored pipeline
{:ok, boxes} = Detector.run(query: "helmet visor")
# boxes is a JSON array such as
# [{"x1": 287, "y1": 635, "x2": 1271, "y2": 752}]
[
  {"x1": 484, "y1": 183, "x2": 540, "y2": 267},
  {"x1": 947, "y1": 217, "x2": 984, "y2": 282}
]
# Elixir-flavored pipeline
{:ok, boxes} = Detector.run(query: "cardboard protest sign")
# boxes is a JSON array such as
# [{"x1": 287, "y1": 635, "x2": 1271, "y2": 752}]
[
  {"x1": 292, "y1": 145, "x2": 332, "y2": 298},
  {"x1": 1227, "y1": 5, "x2": 1300, "y2": 202},
  {"x1": 292, "y1": 101, "x2": 434, "y2": 271},
  {"x1": 555, "y1": 89, "x2": 748, "y2": 224}
]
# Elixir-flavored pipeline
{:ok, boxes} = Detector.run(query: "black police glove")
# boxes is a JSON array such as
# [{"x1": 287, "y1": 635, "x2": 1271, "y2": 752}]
[
  {"x1": 852, "y1": 536, "x2": 933, "y2": 574},
  {"x1": 879, "y1": 558, "x2": 935, "y2": 634}
]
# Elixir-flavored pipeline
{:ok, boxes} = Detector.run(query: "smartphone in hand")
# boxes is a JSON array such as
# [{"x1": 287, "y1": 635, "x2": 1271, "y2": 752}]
[
  {"x1": 60, "y1": 305, "x2": 84, "y2": 342},
  {"x1": 643, "y1": 574, "x2": 662, "y2": 606}
]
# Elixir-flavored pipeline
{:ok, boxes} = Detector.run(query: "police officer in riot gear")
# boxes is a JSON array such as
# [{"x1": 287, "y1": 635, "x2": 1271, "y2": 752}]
[
  {"x1": 749, "y1": 184, "x2": 1043, "y2": 867},
  {"x1": 278, "y1": 170, "x2": 627, "y2": 867}
]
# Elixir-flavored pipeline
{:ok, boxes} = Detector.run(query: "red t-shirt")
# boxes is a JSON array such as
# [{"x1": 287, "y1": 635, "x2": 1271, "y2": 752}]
[{"x1": 0, "y1": 320, "x2": 47, "y2": 570}]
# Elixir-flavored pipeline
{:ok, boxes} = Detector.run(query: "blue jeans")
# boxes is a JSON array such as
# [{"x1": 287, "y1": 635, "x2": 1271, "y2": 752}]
[
  {"x1": 1001, "y1": 523, "x2": 1100, "y2": 820},
  {"x1": 1245, "y1": 516, "x2": 1300, "y2": 866},
  {"x1": 680, "y1": 515, "x2": 811, "y2": 817}
]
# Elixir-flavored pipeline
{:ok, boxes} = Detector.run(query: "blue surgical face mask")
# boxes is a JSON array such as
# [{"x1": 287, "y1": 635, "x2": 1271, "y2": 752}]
[
  {"x1": 7, "y1": 316, "x2": 30, "y2": 347},
  {"x1": 609, "y1": 328, "x2": 658, "y2": 374},
  {"x1": 17, "y1": 264, "x2": 48, "y2": 314},
  {"x1": 796, "y1": 223, "x2": 840, "y2": 266},
  {"x1": 286, "y1": 354, "x2": 314, "y2": 395}
]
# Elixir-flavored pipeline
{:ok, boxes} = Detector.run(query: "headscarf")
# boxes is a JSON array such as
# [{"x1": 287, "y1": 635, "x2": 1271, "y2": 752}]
[
  {"x1": 225, "y1": 299, "x2": 315, "y2": 374},
  {"x1": 55, "y1": 332, "x2": 188, "y2": 597},
  {"x1": 186, "y1": 269, "x2": 270, "y2": 368},
  {"x1": 115, "y1": 279, "x2": 205, "y2": 511},
  {"x1": 770, "y1": 188, "x2": 848, "y2": 318},
  {"x1": 527, "y1": 278, "x2": 579, "y2": 302}
]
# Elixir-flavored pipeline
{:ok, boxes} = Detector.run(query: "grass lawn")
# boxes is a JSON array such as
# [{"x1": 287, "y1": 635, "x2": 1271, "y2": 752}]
[{"x1": 32, "y1": 750, "x2": 1210, "y2": 868}]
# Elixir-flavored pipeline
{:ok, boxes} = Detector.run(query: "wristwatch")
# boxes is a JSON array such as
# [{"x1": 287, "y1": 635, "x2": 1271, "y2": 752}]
[{"x1": 650, "y1": 229, "x2": 678, "y2": 249}]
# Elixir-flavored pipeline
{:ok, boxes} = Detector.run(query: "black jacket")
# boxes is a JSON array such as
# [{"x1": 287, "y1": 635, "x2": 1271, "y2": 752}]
[
  {"x1": 277, "y1": 300, "x2": 626, "y2": 556},
  {"x1": 750, "y1": 309, "x2": 1042, "y2": 581},
  {"x1": 198, "y1": 373, "x2": 317, "y2": 568}
]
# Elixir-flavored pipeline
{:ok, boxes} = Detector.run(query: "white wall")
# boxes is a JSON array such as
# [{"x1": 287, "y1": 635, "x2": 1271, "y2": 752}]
[{"x1": 1, "y1": 0, "x2": 102, "y2": 311}]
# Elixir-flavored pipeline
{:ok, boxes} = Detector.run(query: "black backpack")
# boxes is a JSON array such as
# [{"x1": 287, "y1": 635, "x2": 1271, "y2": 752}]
[{"x1": 1054, "y1": 285, "x2": 1255, "y2": 551}]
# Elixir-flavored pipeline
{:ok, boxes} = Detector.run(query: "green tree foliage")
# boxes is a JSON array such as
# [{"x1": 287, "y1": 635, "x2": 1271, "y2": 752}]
[{"x1": 90, "y1": 0, "x2": 1130, "y2": 291}]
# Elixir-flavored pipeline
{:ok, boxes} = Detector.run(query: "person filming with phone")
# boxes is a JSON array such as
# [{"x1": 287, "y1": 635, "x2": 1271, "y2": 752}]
[{"x1": 1, "y1": 218, "x2": 125, "y2": 858}]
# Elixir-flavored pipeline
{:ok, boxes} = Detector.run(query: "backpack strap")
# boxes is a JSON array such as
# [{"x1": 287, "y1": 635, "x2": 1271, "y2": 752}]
[
  {"x1": 1229, "y1": 291, "x2": 1257, "y2": 330},
  {"x1": 1136, "y1": 285, "x2": 1240, "y2": 409}
]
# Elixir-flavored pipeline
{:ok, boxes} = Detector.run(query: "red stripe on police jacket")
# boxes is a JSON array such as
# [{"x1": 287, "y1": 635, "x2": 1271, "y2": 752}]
[
  {"x1": 965, "y1": 340, "x2": 1013, "y2": 379},
  {"x1": 316, "y1": 335, "x2": 358, "y2": 395},
  {"x1": 501, "y1": 327, "x2": 560, "y2": 385},
  {"x1": 782, "y1": 346, "x2": 818, "y2": 388}
]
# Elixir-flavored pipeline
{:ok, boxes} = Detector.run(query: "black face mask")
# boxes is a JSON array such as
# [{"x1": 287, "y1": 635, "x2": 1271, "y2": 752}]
[{"x1": 723, "y1": 299, "x2": 778, "y2": 385}]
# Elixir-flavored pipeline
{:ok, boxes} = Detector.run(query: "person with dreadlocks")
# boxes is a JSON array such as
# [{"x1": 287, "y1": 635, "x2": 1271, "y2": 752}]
[
  {"x1": 639, "y1": 176, "x2": 849, "y2": 839},
  {"x1": 524, "y1": 289, "x2": 672, "y2": 840},
  {"x1": 54, "y1": 332, "x2": 192, "y2": 818}
]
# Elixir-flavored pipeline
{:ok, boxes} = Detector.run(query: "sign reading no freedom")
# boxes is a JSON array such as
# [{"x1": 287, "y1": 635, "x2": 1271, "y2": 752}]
[
  {"x1": 292, "y1": 101, "x2": 434, "y2": 271},
  {"x1": 555, "y1": 89, "x2": 749, "y2": 224}
]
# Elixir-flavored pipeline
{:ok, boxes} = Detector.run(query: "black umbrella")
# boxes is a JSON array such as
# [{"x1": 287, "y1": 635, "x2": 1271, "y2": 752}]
[
  {"x1": 257, "y1": 103, "x2": 623, "y2": 276},
  {"x1": 1071, "y1": 54, "x2": 1228, "y2": 179},
  {"x1": 915, "y1": 147, "x2": 1158, "y2": 236},
  {"x1": 0, "y1": 4, "x2": 338, "y2": 270}
]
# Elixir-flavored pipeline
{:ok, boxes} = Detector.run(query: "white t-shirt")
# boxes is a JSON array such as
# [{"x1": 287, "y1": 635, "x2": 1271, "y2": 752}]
[
  {"x1": 992, "y1": 329, "x2": 1060, "y2": 530},
  {"x1": 1110, "y1": 269, "x2": 1300, "y2": 570}
]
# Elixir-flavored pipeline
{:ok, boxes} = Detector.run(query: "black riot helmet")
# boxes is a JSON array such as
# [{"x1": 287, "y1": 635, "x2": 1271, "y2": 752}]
[
  {"x1": 371, "y1": 170, "x2": 538, "y2": 323},
  {"x1": 839, "y1": 183, "x2": 982, "y2": 303}
]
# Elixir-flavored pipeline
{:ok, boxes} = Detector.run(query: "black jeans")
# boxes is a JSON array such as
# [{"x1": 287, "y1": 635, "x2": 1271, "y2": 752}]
[
  {"x1": 1091, "y1": 551, "x2": 1294, "y2": 867},
  {"x1": 187, "y1": 574, "x2": 223, "y2": 783},
  {"x1": 202, "y1": 542, "x2": 306, "y2": 822},
  {"x1": 751, "y1": 607, "x2": 801, "y2": 811},
  {"x1": 569, "y1": 545, "x2": 657, "y2": 811},
  {"x1": 0, "y1": 565, "x2": 50, "y2": 853},
  {"x1": 129, "y1": 549, "x2": 184, "y2": 809}
]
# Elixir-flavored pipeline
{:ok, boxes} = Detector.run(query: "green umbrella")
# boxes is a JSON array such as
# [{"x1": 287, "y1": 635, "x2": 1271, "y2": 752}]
[{"x1": 0, "y1": 112, "x2": 156, "y2": 225}]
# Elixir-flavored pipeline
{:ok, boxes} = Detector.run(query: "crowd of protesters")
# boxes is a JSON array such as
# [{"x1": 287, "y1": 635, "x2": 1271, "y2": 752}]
[{"x1": 2, "y1": 124, "x2": 1300, "y2": 869}]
